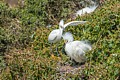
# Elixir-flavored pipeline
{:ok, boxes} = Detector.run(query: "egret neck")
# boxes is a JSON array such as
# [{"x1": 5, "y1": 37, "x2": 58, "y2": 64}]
[{"x1": 59, "y1": 26, "x2": 64, "y2": 36}]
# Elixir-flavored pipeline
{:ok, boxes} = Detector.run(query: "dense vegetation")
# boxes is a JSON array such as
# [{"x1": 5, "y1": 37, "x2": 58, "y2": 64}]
[{"x1": 0, "y1": 0, "x2": 120, "y2": 79}]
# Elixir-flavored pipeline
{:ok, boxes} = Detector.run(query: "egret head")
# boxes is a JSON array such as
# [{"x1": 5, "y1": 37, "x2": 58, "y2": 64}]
[
  {"x1": 59, "y1": 19, "x2": 64, "y2": 29},
  {"x1": 62, "y1": 32, "x2": 74, "y2": 43}
]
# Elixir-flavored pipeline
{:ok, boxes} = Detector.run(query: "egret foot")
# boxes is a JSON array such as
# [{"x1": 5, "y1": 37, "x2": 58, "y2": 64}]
[{"x1": 71, "y1": 59, "x2": 85, "y2": 66}]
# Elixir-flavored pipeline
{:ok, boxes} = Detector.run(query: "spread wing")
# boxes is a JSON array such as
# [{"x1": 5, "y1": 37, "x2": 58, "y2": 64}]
[{"x1": 63, "y1": 21, "x2": 88, "y2": 29}]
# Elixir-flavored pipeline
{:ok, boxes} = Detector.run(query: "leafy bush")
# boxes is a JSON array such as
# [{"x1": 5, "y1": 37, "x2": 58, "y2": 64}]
[
  {"x1": 0, "y1": 0, "x2": 120, "y2": 79},
  {"x1": 19, "y1": 0, "x2": 83, "y2": 25},
  {"x1": 0, "y1": 0, "x2": 86, "y2": 53}
]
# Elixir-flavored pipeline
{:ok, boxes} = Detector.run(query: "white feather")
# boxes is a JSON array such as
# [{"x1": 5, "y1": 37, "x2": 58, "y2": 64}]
[
  {"x1": 48, "y1": 20, "x2": 64, "y2": 44},
  {"x1": 63, "y1": 21, "x2": 88, "y2": 29},
  {"x1": 62, "y1": 32, "x2": 92, "y2": 63},
  {"x1": 48, "y1": 29, "x2": 62, "y2": 43},
  {"x1": 48, "y1": 20, "x2": 87, "y2": 44},
  {"x1": 62, "y1": 32, "x2": 74, "y2": 42},
  {"x1": 76, "y1": 5, "x2": 98, "y2": 16},
  {"x1": 48, "y1": 19, "x2": 88, "y2": 53}
]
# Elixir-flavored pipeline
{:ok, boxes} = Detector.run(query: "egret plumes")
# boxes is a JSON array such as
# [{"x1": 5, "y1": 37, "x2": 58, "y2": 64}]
[
  {"x1": 48, "y1": 19, "x2": 88, "y2": 53},
  {"x1": 62, "y1": 32, "x2": 92, "y2": 63}
]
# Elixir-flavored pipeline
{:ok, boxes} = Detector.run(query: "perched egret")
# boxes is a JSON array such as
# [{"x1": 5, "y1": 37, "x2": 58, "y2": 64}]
[
  {"x1": 48, "y1": 19, "x2": 64, "y2": 54},
  {"x1": 48, "y1": 20, "x2": 88, "y2": 54},
  {"x1": 62, "y1": 32, "x2": 92, "y2": 64}
]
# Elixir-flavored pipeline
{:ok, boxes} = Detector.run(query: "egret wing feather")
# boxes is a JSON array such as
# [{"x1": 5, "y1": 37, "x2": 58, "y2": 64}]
[
  {"x1": 63, "y1": 21, "x2": 88, "y2": 29},
  {"x1": 62, "y1": 32, "x2": 74, "y2": 42},
  {"x1": 80, "y1": 41, "x2": 92, "y2": 50},
  {"x1": 72, "y1": 41, "x2": 92, "y2": 55},
  {"x1": 76, "y1": 5, "x2": 98, "y2": 16},
  {"x1": 48, "y1": 30, "x2": 59, "y2": 42}
]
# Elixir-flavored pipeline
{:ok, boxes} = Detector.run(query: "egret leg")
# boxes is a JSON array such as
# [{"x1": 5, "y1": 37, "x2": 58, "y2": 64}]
[
  {"x1": 72, "y1": 59, "x2": 79, "y2": 65},
  {"x1": 50, "y1": 43, "x2": 53, "y2": 53},
  {"x1": 72, "y1": 59, "x2": 85, "y2": 66},
  {"x1": 61, "y1": 43, "x2": 66, "y2": 55},
  {"x1": 56, "y1": 43, "x2": 60, "y2": 56}
]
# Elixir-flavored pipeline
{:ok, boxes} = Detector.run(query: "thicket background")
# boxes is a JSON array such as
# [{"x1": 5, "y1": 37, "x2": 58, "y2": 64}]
[{"x1": 0, "y1": 0, "x2": 120, "y2": 79}]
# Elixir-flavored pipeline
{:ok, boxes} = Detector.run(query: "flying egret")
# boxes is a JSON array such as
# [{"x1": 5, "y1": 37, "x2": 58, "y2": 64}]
[
  {"x1": 48, "y1": 20, "x2": 88, "y2": 54},
  {"x1": 76, "y1": 4, "x2": 98, "y2": 17},
  {"x1": 62, "y1": 32, "x2": 92, "y2": 64}
]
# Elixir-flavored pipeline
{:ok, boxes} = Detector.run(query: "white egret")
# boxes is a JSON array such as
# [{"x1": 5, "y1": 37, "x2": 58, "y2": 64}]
[
  {"x1": 48, "y1": 20, "x2": 88, "y2": 54},
  {"x1": 48, "y1": 19, "x2": 64, "y2": 54},
  {"x1": 76, "y1": 5, "x2": 98, "y2": 17},
  {"x1": 62, "y1": 32, "x2": 92, "y2": 64}
]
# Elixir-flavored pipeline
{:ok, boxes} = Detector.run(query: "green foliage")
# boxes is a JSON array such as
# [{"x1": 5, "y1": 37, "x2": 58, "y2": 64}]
[
  {"x1": 0, "y1": 49, "x2": 58, "y2": 80},
  {"x1": 0, "y1": 2, "x2": 34, "y2": 52},
  {"x1": 19, "y1": 0, "x2": 48, "y2": 26},
  {"x1": 0, "y1": 0, "x2": 120, "y2": 79},
  {"x1": 19, "y1": 0, "x2": 84, "y2": 25}
]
